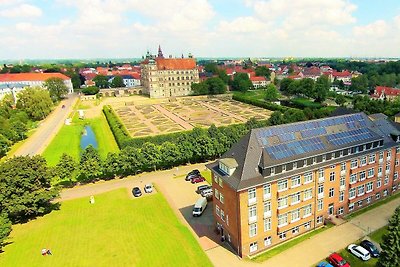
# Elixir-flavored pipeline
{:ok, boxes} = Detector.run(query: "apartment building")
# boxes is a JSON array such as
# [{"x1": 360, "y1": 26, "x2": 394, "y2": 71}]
[{"x1": 207, "y1": 112, "x2": 400, "y2": 257}]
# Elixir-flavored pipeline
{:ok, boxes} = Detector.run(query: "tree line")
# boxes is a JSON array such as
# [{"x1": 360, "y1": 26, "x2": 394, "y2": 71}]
[{"x1": 279, "y1": 75, "x2": 330, "y2": 103}]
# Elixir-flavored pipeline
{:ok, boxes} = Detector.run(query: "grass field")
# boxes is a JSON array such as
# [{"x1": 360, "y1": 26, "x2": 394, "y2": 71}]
[
  {"x1": 42, "y1": 113, "x2": 118, "y2": 166},
  {"x1": 0, "y1": 189, "x2": 212, "y2": 267}
]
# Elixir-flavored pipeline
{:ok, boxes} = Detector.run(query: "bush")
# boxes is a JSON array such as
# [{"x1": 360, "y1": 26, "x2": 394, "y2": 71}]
[
  {"x1": 102, "y1": 106, "x2": 131, "y2": 148},
  {"x1": 82, "y1": 86, "x2": 100, "y2": 95},
  {"x1": 232, "y1": 94, "x2": 292, "y2": 112}
]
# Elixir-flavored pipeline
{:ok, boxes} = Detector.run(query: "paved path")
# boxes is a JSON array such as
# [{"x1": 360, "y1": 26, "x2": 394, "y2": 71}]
[
  {"x1": 14, "y1": 94, "x2": 78, "y2": 156},
  {"x1": 58, "y1": 165, "x2": 400, "y2": 267},
  {"x1": 153, "y1": 104, "x2": 193, "y2": 130},
  {"x1": 200, "y1": 101, "x2": 247, "y2": 123}
]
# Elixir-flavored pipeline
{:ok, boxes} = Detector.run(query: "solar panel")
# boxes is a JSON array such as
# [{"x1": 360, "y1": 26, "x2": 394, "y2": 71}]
[
  {"x1": 326, "y1": 128, "x2": 375, "y2": 146},
  {"x1": 266, "y1": 137, "x2": 326, "y2": 160}
]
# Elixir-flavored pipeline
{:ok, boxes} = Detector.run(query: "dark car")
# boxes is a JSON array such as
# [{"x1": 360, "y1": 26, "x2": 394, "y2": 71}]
[
  {"x1": 191, "y1": 176, "x2": 206, "y2": 184},
  {"x1": 360, "y1": 240, "x2": 380, "y2": 258},
  {"x1": 196, "y1": 185, "x2": 211, "y2": 194},
  {"x1": 185, "y1": 169, "x2": 201, "y2": 181},
  {"x1": 132, "y1": 187, "x2": 142, "y2": 197}
]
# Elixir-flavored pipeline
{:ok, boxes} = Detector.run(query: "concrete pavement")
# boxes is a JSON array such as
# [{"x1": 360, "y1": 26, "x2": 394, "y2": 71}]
[{"x1": 14, "y1": 94, "x2": 78, "y2": 156}]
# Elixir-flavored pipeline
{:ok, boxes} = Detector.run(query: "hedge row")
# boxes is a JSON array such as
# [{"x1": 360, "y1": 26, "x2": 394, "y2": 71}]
[
  {"x1": 102, "y1": 105, "x2": 131, "y2": 147},
  {"x1": 232, "y1": 94, "x2": 294, "y2": 113}
]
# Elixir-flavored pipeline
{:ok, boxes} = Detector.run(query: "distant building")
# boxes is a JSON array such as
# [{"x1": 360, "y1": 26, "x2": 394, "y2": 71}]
[
  {"x1": 140, "y1": 46, "x2": 200, "y2": 98},
  {"x1": 0, "y1": 73, "x2": 73, "y2": 100},
  {"x1": 250, "y1": 76, "x2": 269, "y2": 88},
  {"x1": 371, "y1": 86, "x2": 400, "y2": 101}
]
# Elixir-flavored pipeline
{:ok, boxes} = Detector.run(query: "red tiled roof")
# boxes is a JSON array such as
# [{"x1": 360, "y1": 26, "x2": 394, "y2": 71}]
[
  {"x1": 83, "y1": 73, "x2": 97, "y2": 80},
  {"x1": 375, "y1": 86, "x2": 400, "y2": 96},
  {"x1": 0, "y1": 73, "x2": 70, "y2": 82},
  {"x1": 250, "y1": 76, "x2": 267, "y2": 82},
  {"x1": 332, "y1": 70, "x2": 352, "y2": 77},
  {"x1": 156, "y1": 58, "x2": 196, "y2": 70}
]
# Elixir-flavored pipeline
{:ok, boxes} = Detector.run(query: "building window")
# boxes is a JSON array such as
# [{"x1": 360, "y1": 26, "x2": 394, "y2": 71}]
[
  {"x1": 271, "y1": 167, "x2": 275, "y2": 175},
  {"x1": 221, "y1": 210, "x2": 225, "y2": 221},
  {"x1": 304, "y1": 188, "x2": 312, "y2": 200},
  {"x1": 218, "y1": 177, "x2": 223, "y2": 187},
  {"x1": 329, "y1": 188, "x2": 334, "y2": 198},
  {"x1": 384, "y1": 176, "x2": 389, "y2": 185},
  {"x1": 304, "y1": 222, "x2": 311, "y2": 229},
  {"x1": 359, "y1": 171, "x2": 366, "y2": 181},
  {"x1": 304, "y1": 172, "x2": 313, "y2": 184},
  {"x1": 396, "y1": 146, "x2": 400, "y2": 153},
  {"x1": 386, "y1": 163, "x2": 390, "y2": 173},
  {"x1": 293, "y1": 162, "x2": 297, "y2": 169},
  {"x1": 351, "y1": 159, "x2": 358, "y2": 169},
  {"x1": 329, "y1": 172, "x2": 335, "y2": 182},
  {"x1": 360, "y1": 156, "x2": 367, "y2": 166},
  {"x1": 350, "y1": 174, "x2": 357, "y2": 184},
  {"x1": 214, "y1": 188, "x2": 219, "y2": 199},
  {"x1": 292, "y1": 226, "x2": 299, "y2": 235},
  {"x1": 249, "y1": 223, "x2": 257, "y2": 237},
  {"x1": 291, "y1": 192, "x2": 301, "y2": 205},
  {"x1": 396, "y1": 159, "x2": 399, "y2": 167},
  {"x1": 278, "y1": 179, "x2": 288, "y2": 192},
  {"x1": 317, "y1": 216, "x2": 324, "y2": 224},
  {"x1": 369, "y1": 154, "x2": 376, "y2": 163},
  {"x1": 279, "y1": 232, "x2": 286, "y2": 240},
  {"x1": 282, "y1": 165, "x2": 286, "y2": 172},
  {"x1": 368, "y1": 168, "x2": 374, "y2": 178},
  {"x1": 387, "y1": 150, "x2": 391, "y2": 159},
  {"x1": 263, "y1": 184, "x2": 271, "y2": 198},
  {"x1": 278, "y1": 197, "x2": 288, "y2": 209},
  {"x1": 376, "y1": 193, "x2": 380, "y2": 200},
  {"x1": 366, "y1": 182, "x2": 373, "y2": 193},
  {"x1": 340, "y1": 176, "x2": 345, "y2": 186},
  {"x1": 291, "y1": 176, "x2": 301, "y2": 188},
  {"x1": 330, "y1": 165, "x2": 335, "y2": 169},
  {"x1": 340, "y1": 150, "x2": 344, "y2": 157},
  {"x1": 264, "y1": 236, "x2": 272, "y2": 246},
  {"x1": 349, "y1": 203, "x2": 354, "y2": 211},
  {"x1": 377, "y1": 178, "x2": 382, "y2": 188},
  {"x1": 216, "y1": 205, "x2": 220, "y2": 217},
  {"x1": 291, "y1": 209, "x2": 300, "y2": 222},
  {"x1": 349, "y1": 188, "x2": 356, "y2": 199},
  {"x1": 303, "y1": 204, "x2": 312, "y2": 218},
  {"x1": 317, "y1": 199, "x2": 323, "y2": 211},
  {"x1": 357, "y1": 185, "x2": 365, "y2": 196},
  {"x1": 220, "y1": 193, "x2": 224, "y2": 204},
  {"x1": 318, "y1": 168, "x2": 324, "y2": 178},
  {"x1": 394, "y1": 172, "x2": 398, "y2": 181},
  {"x1": 338, "y1": 207, "x2": 344, "y2": 215},
  {"x1": 264, "y1": 218, "x2": 271, "y2": 231},
  {"x1": 366, "y1": 196, "x2": 372, "y2": 203},
  {"x1": 378, "y1": 166, "x2": 383, "y2": 175},
  {"x1": 322, "y1": 155, "x2": 326, "y2": 162},
  {"x1": 383, "y1": 189, "x2": 388, "y2": 197},
  {"x1": 341, "y1": 162, "x2": 346, "y2": 171},
  {"x1": 278, "y1": 213, "x2": 288, "y2": 227},
  {"x1": 249, "y1": 206, "x2": 257, "y2": 222},
  {"x1": 357, "y1": 200, "x2": 363, "y2": 207},
  {"x1": 339, "y1": 191, "x2": 344, "y2": 202},
  {"x1": 248, "y1": 187, "x2": 256, "y2": 204},
  {"x1": 250, "y1": 242, "x2": 258, "y2": 253},
  {"x1": 379, "y1": 151, "x2": 384, "y2": 160}
]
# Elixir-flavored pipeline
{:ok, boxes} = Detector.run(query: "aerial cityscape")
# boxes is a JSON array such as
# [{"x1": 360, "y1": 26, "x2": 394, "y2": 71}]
[{"x1": 0, "y1": 1, "x2": 400, "y2": 267}]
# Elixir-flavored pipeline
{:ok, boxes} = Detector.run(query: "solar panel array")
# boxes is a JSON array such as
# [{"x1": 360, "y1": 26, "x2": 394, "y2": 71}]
[
  {"x1": 266, "y1": 137, "x2": 326, "y2": 160},
  {"x1": 326, "y1": 128, "x2": 375, "y2": 146}
]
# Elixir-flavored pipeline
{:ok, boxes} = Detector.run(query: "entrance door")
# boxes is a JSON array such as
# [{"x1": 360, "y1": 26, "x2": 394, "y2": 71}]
[{"x1": 328, "y1": 203, "x2": 334, "y2": 215}]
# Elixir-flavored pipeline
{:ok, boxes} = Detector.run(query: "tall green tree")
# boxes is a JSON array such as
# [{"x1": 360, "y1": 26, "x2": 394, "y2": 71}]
[
  {"x1": 44, "y1": 77, "x2": 68, "y2": 102},
  {"x1": 264, "y1": 84, "x2": 278, "y2": 101},
  {"x1": 279, "y1": 78, "x2": 294, "y2": 93},
  {"x1": 78, "y1": 146, "x2": 103, "y2": 182},
  {"x1": 314, "y1": 75, "x2": 330, "y2": 102},
  {"x1": 0, "y1": 134, "x2": 11, "y2": 157},
  {"x1": 0, "y1": 213, "x2": 11, "y2": 250},
  {"x1": 377, "y1": 206, "x2": 400, "y2": 267},
  {"x1": 255, "y1": 66, "x2": 271, "y2": 79},
  {"x1": 335, "y1": 94, "x2": 346, "y2": 106},
  {"x1": 56, "y1": 153, "x2": 77, "y2": 181},
  {"x1": 141, "y1": 142, "x2": 161, "y2": 171},
  {"x1": 93, "y1": 75, "x2": 109, "y2": 88},
  {"x1": 0, "y1": 155, "x2": 59, "y2": 222},
  {"x1": 232, "y1": 73, "x2": 253, "y2": 92},
  {"x1": 206, "y1": 77, "x2": 226, "y2": 95},
  {"x1": 16, "y1": 87, "x2": 53, "y2": 120},
  {"x1": 110, "y1": 76, "x2": 125, "y2": 88}
]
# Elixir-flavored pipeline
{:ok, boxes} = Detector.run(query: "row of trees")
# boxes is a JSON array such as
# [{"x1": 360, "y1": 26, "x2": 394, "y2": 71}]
[
  {"x1": 377, "y1": 205, "x2": 400, "y2": 267},
  {"x1": 191, "y1": 77, "x2": 227, "y2": 95},
  {"x1": 91, "y1": 75, "x2": 125, "y2": 89},
  {"x1": 352, "y1": 95, "x2": 400, "y2": 117},
  {"x1": 279, "y1": 75, "x2": 330, "y2": 102},
  {"x1": 0, "y1": 156, "x2": 60, "y2": 250}
]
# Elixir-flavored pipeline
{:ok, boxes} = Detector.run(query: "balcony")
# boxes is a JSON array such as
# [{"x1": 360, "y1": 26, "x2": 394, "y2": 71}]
[
  {"x1": 318, "y1": 177, "x2": 325, "y2": 183},
  {"x1": 318, "y1": 192, "x2": 324, "y2": 199},
  {"x1": 264, "y1": 211, "x2": 272, "y2": 218},
  {"x1": 339, "y1": 185, "x2": 346, "y2": 191}
]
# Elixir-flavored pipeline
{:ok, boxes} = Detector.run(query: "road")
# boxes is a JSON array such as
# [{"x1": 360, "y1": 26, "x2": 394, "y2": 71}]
[{"x1": 14, "y1": 94, "x2": 78, "y2": 156}]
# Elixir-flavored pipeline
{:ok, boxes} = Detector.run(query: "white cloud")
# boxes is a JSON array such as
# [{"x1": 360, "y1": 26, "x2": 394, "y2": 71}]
[
  {"x1": 218, "y1": 17, "x2": 269, "y2": 33},
  {"x1": 394, "y1": 15, "x2": 400, "y2": 29},
  {"x1": 0, "y1": 3, "x2": 42, "y2": 18}
]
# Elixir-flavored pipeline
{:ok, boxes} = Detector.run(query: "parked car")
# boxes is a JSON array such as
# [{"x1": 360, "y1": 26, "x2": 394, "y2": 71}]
[
  {"x1": 196, "y1": 185, "x2": 211, "y2": 194},
  {"x1": 347, "y1": 244, "x2": 371, "y2": 261},
  {"x1": 201, "y1": 188, "x2": 213, "y2": 198},
  {"x1": 191, "y1": 176, "x2": 205, "y2": 184},
  {"x1": 360, "y1": 240, "x2": 380, "y2": 258},
  {"x1": 192, "y1": 197, "x2": 207, "y2": 217},
  {"x1": 144, "y1": 184, "x2": 153, "y2": 193},
  {"x1": 317, "y1": 262, "x2": 334, "y2": 267},
  {"x1": 329, "y1": 253, "x2": 350, "y2": 267},
  {"x1": 185, "y1": 169, "x2": 200, "y2": 181},
  {"x1": 132, "y1": 187, "x2": 142, "y2": 197}
]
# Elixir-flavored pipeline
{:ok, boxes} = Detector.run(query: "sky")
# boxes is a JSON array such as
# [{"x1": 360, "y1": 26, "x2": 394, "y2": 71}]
[{"x1": 0, "y1": 0, "x2": 400, "y2": 60}]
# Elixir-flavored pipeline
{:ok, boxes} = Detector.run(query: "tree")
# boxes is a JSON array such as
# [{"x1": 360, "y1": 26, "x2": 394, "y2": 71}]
[
  {"x1": 350, "y1": 75, "x2": 369, "y2": 93},
  {"x1": 0, "y1": 155, "x2": 59, "y2": 222},
  {"x1": 56, "y1": 153, "x2": 77, "y2": 181},
  {"x1": 0, "y1": 134, "x2": 11, "y2": 157},
  {"x1": 78, "y1": 146, "x2": 103, "y2": 182},
  {"x1": 269, "y1": 111, "x2": 283, "y2": 125},
  {"x1": 232, "y1": 73, "x2": 253, "y2": 92},
  {"x1": 314, "y1": 75, "x2": 330, "y2": 102},
  {"x1": 141, "y1": 142, "x2": 161, "y2": 171},
  {"x1": 82, "y1": 86, "x2": 99, "y2": 95},
  {"x1": 204, "y1": 63, "x2": 218, "y2": 74},
  {"x1": 44, "y1": 77, "x2": 68, "y2": 102},
  {"x1": 0, "y1": 213, "x2": 11, "y2": 250},
  {"x1": 279, "y1": 78, "x2": 294, "y2": 93},
  {"x1": 93, "y1": 75, "x2": 109, "y2": 88},
  {"x1": 335, "y1": 94, "x2": 346, "y2": 106},
  {"x1": 264, "y1": 84, "x2": 278, "y2": 101},
  {"x1": 65, "y1": 69, "x2": 82, "y2": 89},
  {"x1": 377, "y1": 206, "x2": 400, "y2": 267},
  {"x1": 206, "y1": 77, "x2": 226, "y2": 95},
  {"x1": 191, "y1": 82, "x2": 209, "y2": 95},
  {"x1": 110, "y1": 75, "x2": 125, "y2": 88},
  {"x1": 16, "y1": 87, "x2": 53, "y2": 120},
  {"x1": 217, "y1": 69, "x2": 230, "y2": 84},
  {"x1": 255, "y1": 66, "x2": 271, "y2": 79}
]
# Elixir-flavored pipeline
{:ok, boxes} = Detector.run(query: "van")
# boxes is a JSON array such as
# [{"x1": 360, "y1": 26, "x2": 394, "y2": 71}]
[
  {"x1": 201, "y1": 188, "x2": 213, "y2": 198},
  {"x1": 192, "y1": 197, "x2": 207, "y2": 217}
]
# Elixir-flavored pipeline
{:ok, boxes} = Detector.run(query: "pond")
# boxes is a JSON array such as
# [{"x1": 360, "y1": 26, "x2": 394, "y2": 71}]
[{"x1": 80, "y1": 125, "x2": 98, "y2": 150}]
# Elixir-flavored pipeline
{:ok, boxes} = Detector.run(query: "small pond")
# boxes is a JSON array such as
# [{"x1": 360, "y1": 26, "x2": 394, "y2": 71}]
[{"x1": 80, "y1": 125, "x2": 98, "y2": 150}]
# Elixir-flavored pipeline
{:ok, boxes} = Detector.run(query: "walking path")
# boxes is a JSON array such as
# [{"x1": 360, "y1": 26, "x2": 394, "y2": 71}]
[
  {"x1": 153, "y1": 104, "x2": 193, "y2": 130},
  {"x1": 14, "y1": 94, "x2": 78, "y2": 156},
  {"x1": 200, "y1": 101, "x2": 247, "y2": 123},
  {"x1": 58, "y1": 166, "x2": 400, "y2": 267}
]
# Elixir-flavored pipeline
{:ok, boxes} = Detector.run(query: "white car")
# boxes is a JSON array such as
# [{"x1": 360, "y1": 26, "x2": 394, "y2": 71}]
[
  {"x1": 347, "y1": 244, "x2": 371, "y2": 261},
  {"x1": 144, "y1": 184, "x2": 153, "y2": 193}
]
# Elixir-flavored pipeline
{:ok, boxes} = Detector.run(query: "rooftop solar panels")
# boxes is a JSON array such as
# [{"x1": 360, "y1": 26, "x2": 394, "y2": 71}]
[
  {"x1": 300, "y1": 127, "x2": 327, "y2": 138},
  {"x1": 326, "y1": 128, "x2": 375, "y2": 146},
  {"x1": 266, "y1": 137, "x2": 326, "y2": 160}
]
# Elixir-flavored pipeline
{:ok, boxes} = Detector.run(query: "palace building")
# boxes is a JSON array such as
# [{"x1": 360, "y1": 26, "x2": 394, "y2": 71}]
[
  {"x1": 140, "y1": 46, "x2": 200, "y2": 98},
  {"x1": 207, "y1": 112, "x2": 400, "y2": 257}
]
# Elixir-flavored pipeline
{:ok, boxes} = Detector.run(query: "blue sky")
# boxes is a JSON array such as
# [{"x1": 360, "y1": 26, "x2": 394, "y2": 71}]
[{"x1": 0, "y1": 0, "x2": 399, "y2": 59}]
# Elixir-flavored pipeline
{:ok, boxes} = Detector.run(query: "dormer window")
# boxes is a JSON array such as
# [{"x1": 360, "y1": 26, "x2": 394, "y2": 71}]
[{"x1": 218, "y1": 158, "x2": 238, "y2": 176}]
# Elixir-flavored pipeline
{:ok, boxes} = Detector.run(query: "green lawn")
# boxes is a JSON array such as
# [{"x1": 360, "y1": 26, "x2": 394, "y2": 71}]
[
  {"x1": 201, "y1": 170, "x2": 212, "y2": 184},
  {"x1": 0, "y1": 189, "x2": 212, "y2": 267},
  {"x1": 252, "y1": 223, "x2": 333, "y2": 263},
  {"x1": 369, "y1": 226, "x2": 388, "y2": 244},
  {"x1": 233, "y1": 89, "x2": 281, "y2": 101},
  {"x1": 291, "y1": 97, "x2": 322, "y2": 109},
  {"x1": 42, "y1": 113, "x2": 118, "y2": 166},
  {"x1": 336, "y1": 248, "x2": 378, "y2": 267}
]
